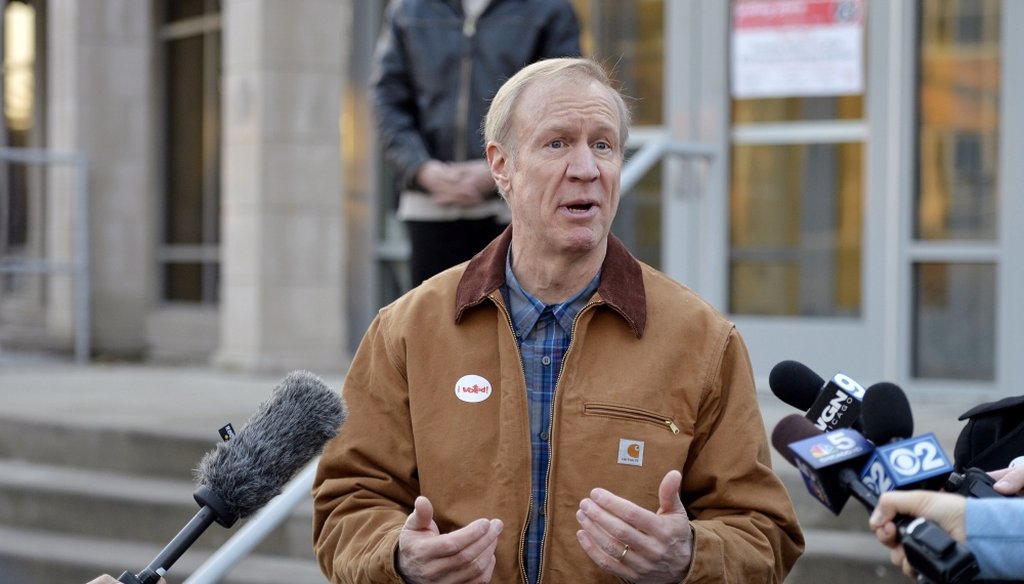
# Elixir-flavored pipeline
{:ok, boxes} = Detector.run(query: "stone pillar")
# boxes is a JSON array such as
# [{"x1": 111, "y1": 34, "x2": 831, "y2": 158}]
[
  {"x1": 215, "y1": 0, "x2": 349, "y2": 372},
  {"x1": 48, "y1": 0, "x2": 154, "y2": 357}
]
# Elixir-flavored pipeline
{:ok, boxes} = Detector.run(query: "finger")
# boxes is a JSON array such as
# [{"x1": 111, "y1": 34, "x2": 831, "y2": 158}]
[
  {"x1": 401, "y1": 518, "x2": 502, "y2": 582},
  {"x1": 441, "y1": 520, "x2": 503, "y2": 582},
  {"x1": 993, "y1": 463, "x2": 1024, "y2": 494},
  {"x1": 589, "y1": 485, "x2": 682, "y2": 547},
  {"x1": 657, "y1": 470, "x2": 685, "y2": 515},
  {"x1": 575, "y1": 528, "x2": 636, "y2": 580},
  {"x1": 404, "y1": 496, "x2": 435, "y2": 532},
  {"x1": 577, "y1": 499, "x2": 631, "y2": 560},
  {"x1": 873, "y1": 522, "x2": 899, "y2": 548}
]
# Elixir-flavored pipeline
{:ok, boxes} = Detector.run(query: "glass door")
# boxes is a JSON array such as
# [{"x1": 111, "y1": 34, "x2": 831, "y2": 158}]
[{"x1": 669, "y1": 0, "x2": 1024, "y2": 392}]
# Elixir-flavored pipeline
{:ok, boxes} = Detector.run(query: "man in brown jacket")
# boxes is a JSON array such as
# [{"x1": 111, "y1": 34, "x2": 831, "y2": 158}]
[{"x1": 313, "y1": 57, "x2": 804, "y2": 583}]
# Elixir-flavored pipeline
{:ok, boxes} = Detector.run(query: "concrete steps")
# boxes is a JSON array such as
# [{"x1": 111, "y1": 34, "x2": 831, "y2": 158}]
[
  {"x1": 0, "y1": 401, "x2": 932, "y2": 584},
  {"x1": 0, "y1": 415, "x2": 326, "y2": 584}
]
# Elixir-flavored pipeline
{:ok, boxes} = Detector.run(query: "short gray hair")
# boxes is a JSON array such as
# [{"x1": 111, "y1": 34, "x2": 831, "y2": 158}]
[{"x1": 483, "y1": 57, "x2": 631, "y2": 157}]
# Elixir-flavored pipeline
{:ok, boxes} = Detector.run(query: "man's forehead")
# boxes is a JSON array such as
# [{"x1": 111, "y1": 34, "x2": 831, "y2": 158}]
[{"x1": 516, "y1": 77, "x2": 621, "y2": 131}]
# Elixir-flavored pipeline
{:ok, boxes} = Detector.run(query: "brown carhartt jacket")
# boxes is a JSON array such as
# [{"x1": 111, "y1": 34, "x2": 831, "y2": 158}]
[{"x1": 313, "y1": 228, "x2": 804, "y2": 583}]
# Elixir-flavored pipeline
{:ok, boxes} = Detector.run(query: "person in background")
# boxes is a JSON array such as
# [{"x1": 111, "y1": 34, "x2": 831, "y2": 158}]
[
  {"x1": 869, "y1": 463, "x2": 1024, "y2": 581},
  {"x1": 371, "y1": 0, "x2": 581, "y2": 287},
  {"x1": 314, "y1": 56, "x2": 804, "y2": 584}
]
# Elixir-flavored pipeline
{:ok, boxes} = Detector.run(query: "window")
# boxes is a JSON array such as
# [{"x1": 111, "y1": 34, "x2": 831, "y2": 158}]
[
  {"x1": 912, "y1": 0, "x2": 1000, "y2": 380},
  {"x1": 158, "y1": 0, "x2": 221, "y2": 304}
]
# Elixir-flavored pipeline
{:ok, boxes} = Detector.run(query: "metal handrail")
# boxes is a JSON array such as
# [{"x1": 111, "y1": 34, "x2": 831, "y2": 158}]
[
  {"x1": 621, "y1": 135, "x2": 715, "y2": 194},
  {"x1": 185, "y1": 135, "x2": 717, "y2": 583},
  {"x1": 0, "y1": 147, "x2": 90, "y2": 362}
]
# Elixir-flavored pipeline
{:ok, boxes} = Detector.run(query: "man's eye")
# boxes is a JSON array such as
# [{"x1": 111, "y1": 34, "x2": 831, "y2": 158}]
[{"x1": 550, "y1": 139, "x2": 565, "y2": 149}]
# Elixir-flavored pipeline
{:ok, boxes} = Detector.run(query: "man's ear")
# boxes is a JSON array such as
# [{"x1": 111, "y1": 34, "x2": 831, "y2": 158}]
[{"x1": 486, "y1": 142, "x2": 512, "y2": 194}]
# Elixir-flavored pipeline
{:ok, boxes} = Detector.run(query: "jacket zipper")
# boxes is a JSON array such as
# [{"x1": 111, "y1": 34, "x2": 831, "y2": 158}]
[
  {"x1": 536, "y1": 298, "x2": 601, "y2": 584},
  {"x1": 453, "y1": 15, "x2": 479, "y2": 162},
  {"x1": 583, "y1": 403, "x2": 681, "y2": 435},
  {"x1": 489, "y1": 293, "x2": 533, "y2": 584}
]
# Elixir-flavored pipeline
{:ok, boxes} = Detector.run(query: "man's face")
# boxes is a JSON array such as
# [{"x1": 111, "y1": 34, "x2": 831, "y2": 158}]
[{"x1": 489, "y1": 76, "x2": 623, "y2": 259}]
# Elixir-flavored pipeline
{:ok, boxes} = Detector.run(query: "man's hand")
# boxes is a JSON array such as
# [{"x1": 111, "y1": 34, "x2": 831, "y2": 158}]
[
  {"x1": 397, "y1": 496, "x2": 503, "y2": 584},
  {"x1": 575, "y1": 470, "x2": 694, "y2": 584},
  {"x1": 868, "y1": 490, "x2": 967, "y2": 579}
]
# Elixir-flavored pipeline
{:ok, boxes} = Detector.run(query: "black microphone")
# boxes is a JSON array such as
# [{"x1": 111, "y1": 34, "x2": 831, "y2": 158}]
[
  {"x1": 858, "y1": 382, "x2": 954, "y2": 495},
  {"x1": 769, "y1": 360, "x2": 825, "y2": 411},
  {"x1": 773, "y1": 415, "x2": 979, "y2": 584},
  {"x1": 860, "y1": 381, "x2": 915, "y2": 443},
  {"x1": 118, "y1": 370, "x2": 347, "y2": 584},
  {"x1": 769, "y1": 360, "x2": 867, "y2": 432}
]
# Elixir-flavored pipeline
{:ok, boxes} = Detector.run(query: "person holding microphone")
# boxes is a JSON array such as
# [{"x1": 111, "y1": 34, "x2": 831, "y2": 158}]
[{"x1": 869, "y1": 463, "x2": 1024, "y2": 580}]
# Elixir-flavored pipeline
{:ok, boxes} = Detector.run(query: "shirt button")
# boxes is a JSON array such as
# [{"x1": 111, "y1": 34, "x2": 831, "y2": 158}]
[
  {"x1": 540, "y1": 431, "x2": 549, "y2": 441},
  {"x1": 541, "y1": 355, "x2": 551, "y2": 366}
]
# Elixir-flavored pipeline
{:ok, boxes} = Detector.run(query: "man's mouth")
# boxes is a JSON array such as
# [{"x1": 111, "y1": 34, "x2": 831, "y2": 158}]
[{"x1": 566, "y1": 202, "x2": 595, "y2": 213}]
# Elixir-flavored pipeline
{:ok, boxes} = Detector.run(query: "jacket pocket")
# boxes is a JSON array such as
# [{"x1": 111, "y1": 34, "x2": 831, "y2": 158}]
[{"x1": 583, "y1": 402, "x2": 680, "y2": 435}]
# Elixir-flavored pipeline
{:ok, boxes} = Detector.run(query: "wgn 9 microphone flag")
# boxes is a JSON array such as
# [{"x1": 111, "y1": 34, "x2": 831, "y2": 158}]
[
  {"x1": 768, "y1": 360, "x2": 867, "y2": 432},
  {"x1": 117, "y1": 370, "x2": 347, "y2": 584}
]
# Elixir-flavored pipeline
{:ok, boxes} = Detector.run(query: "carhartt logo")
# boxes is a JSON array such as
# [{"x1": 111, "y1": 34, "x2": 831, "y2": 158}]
[
  {"x1": 618, "y1": 439, "x2": 644, "y2": 467},
  {"x1": 454, "y1": 374, "x2": 492, "y2": 403}
]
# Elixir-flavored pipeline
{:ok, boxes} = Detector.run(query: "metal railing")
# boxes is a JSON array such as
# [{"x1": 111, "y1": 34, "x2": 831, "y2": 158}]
[
  {"x1": 621, "y1": 133, "x2": 716, "y2": 194},
  {"x1": 0, "y1": 147, "x2": 90, "y2": 362},
  {"x1": 185, "y1": 135, "x2": 717, "y2": 583}
]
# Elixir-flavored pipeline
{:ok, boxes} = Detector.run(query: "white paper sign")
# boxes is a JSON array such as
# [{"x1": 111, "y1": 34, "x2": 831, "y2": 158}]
[{"x1": 731, "y1": 0, "x2": 864, "y2": 99}]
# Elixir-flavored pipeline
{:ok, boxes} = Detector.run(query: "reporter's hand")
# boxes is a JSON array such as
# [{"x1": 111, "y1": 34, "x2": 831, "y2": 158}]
[
  {"x1": 868, "y1": 490, "x2": 967, "y2": 579},
  {"x1": 989, "y1": 462, "x2": 1024, "y2": 495},
  {"x1": 396, "y1": 496, "x2": 503, "y2": 584}
]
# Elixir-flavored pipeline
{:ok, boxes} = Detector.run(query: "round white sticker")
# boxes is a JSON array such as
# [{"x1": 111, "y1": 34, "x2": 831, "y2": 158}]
[{"x1": 454, "y1": 374, "x2": 492, "y2": 403}]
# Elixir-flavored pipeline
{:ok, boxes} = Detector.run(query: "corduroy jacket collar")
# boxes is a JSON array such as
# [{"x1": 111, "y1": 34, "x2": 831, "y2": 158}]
[{"x1": 454, "y1": 226, "x2": 647, "y2": 337}]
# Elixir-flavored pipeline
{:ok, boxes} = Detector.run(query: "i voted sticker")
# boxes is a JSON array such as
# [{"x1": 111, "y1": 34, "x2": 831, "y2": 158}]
[{"x1": 454, "y1": 374, "x2": 492, "y2": 403}]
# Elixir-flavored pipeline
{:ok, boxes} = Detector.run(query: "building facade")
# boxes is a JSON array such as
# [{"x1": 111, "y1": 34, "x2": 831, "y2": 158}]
[{"x1": 1, "y1": 0, "x2": 1022, "y2": 396}]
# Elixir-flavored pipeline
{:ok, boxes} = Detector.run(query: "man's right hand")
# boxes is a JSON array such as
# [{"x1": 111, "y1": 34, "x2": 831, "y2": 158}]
[{"x1": 396, "y1": 496, "x2": 503, "y2": 584}]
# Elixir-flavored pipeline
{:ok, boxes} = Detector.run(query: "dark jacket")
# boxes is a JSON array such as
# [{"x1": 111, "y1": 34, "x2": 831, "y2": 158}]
[
  {"x1": 313, "y1": 228, "x2": 805, "y2": 583},
  {"x1": 370, "y1": 0, "x2": 581, "y2": 191}
]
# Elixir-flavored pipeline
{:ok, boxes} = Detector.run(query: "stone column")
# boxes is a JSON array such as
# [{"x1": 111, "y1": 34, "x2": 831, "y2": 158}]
[
  {"x1": 215, "y1": 0, "x2": 349, "y2": 372},
  {"x1": 47, "y1": 0, "x2": 154, "y2": 357}
]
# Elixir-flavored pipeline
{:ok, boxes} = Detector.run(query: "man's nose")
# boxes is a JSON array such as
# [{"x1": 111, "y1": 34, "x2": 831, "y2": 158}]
[{"x1": 566, "y1": 145, "x2": 600, "y2": 181}]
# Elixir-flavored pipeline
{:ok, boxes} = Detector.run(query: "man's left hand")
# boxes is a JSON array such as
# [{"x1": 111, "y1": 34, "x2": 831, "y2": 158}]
[{"x1": 576, "y1": 469, "x2": 694, "y2": 583}]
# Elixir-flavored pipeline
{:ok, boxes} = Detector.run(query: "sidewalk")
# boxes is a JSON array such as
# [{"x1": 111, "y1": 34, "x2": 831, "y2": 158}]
[{"x1": 0, "y1": 351, "x2": 349, "y2": 440}]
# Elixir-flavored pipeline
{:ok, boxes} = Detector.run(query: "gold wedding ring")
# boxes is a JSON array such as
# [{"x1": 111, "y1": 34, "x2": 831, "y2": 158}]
[{"x1": 619, "y1": 544, "x2": 630, "y2": 561}]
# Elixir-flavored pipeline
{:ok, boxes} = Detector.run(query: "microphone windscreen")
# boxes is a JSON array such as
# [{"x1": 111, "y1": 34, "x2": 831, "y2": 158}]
[
  {"x1": 769, "y1": 360, "x2": 825, "y2": 411},
  {"x1": 860, "y1": 382, "x2": 913, "y2": 444},
  {"x1": 195, "y1": 370, "x2": 346, "y2": 519},
  {"x1": 771, "y1": 413, "x2": 825, "y2": 465}
]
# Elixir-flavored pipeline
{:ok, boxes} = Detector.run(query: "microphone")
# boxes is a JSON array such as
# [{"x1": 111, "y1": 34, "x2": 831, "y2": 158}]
[
  {"x1": 769, "y1": 360, "x2": 825, "y2": 411},
  {"x1": 117, "y1": 370, "x2": 347, "y2": 584},
  {"x1": 773, "y1": 413, "x2": 874, "y2": 514},
  {"x1": 769, "y1": 360, "x2": 867, "y2": 432},
  {"x1": 772, "y1": 415, "x2": 979, "y2": 584},
  {"x1": 858, "y1": 382, "x2": 954, "y2": 496}
]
